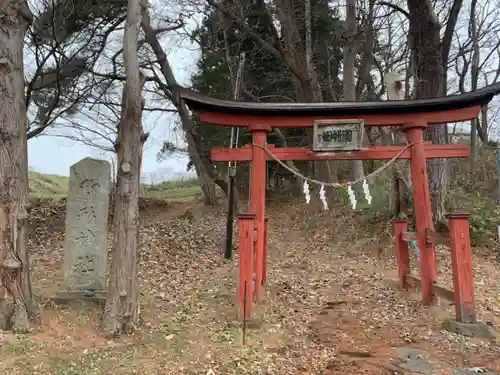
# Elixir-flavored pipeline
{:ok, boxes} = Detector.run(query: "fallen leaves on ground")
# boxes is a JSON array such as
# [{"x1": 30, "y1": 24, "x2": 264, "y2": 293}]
[{"x1": 0, "y1": 197, "x2": 498, "y2": 375}]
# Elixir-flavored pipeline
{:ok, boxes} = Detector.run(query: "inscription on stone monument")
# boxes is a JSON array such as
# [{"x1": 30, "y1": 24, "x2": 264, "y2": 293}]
[{"x1": 62, "y1": 158, "x2": 111, "y2": 294}]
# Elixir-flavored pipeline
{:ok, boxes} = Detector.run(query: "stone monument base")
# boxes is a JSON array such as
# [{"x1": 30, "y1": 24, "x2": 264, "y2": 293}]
[{"x1": 53, "y1": 290, "x2": 107, "y2": 308}]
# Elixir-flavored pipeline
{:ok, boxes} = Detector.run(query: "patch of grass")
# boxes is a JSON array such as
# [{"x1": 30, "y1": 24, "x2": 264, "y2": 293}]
[
  {"x1": 214, "y1": 324, "x2": 241, "y2": 344},
  {"x1": 28, "y1": 171, "x2": 69, "y2": 202},
  {"x1": 143, "y1": 184, "x2": 201, "y2": 201},
  {"x1": 141, "y1": 177, "x2": 201, "y2": 201},
  {"x1": 146, "y1": 178, "x2": 200, "y2": 191},
  {"x1": 51, "y1": 350, "x2": 119, "y2": 375},
  {"x1": 28, "y1": 171, "x2": 202, "y2": 203},
  {"x1": 0, "y1": 339, "x2": 147, "y2": 375},
  {"x1": 1, "y1": 337, "x2": 41, "y2": 356}
]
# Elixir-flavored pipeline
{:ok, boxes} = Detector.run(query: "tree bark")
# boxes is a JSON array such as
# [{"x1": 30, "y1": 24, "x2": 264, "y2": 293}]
[
  {"x1": 355, "y1": 0, "x2": 375, "y2": 101},
  {"x1": 102, "y1": 0, "x2": 147, "y2": 337},
  {"x1": 407, "y1": 0, "x2": 448, "y2": 225},
  {"x1": 479, "y1": 105, "x2": 488, "y2": 143},
  {"x1": 384, "y1": 72, "x2": 409, "y2": 217},
  {"x1": 0, "y1": 0, "x2": 33, "y2": 332},
  {"x1": 344, "y1": 0, "x2": 364, "y2": 181},
  {"x1": 441, "y1": 0, "x2": 463, "y2": 106},
  {"x1": 469, "y1": 0, "x2": 479, "y2": 167}
]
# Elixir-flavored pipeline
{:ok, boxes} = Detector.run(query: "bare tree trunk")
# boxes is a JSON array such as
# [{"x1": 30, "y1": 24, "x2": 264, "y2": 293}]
[
  {"x1": 479, "y1": 105, "x2": 488, "y2": 143},
  {"x1": 141, "y1": 6, "x2": 218, "y2": 205},
  {"x1": 185, "y1": 130, "x2": 218, "y2": 205},
  {"x1": 17, "y1": 126, "x2": 32, "y2": 317},
  {"x1": 109, "y1": 155, "x2": 117, "y2": 211},
  {"x1": 344, "y1": 0, "x2": 364, "y2": 180},
  {"x1": 302, "y1": 0, "x2": 337, "y2": 198},
  {"x1": 304, "y1": 0, "x2": 321, "y2": 100},
  {"x1": 384, "y1": 72, "x2": 409, "y2": 217},
  {"x1": 355, "y1": 0, "x2": 375, "y2": 101},
  {"x1": 0, "y1": 0, "x2": 33, "y2": 332},
  {"x1": 470, "y1": 0, "x2": 479, "y2": 167},
  {"x1": 407, "y1": 0, "x2": 448, "y2": 225},
  {"x1": 102, "y1": 0, "x2": 148, "y2": 337},
  {"x1": 470, "y1": 117, "x2": 478, "y2": 164}
]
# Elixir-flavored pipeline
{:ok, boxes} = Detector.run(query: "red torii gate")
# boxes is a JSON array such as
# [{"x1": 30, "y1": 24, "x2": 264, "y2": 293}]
[{"x1": 174, "y1": 83, "x2": 500, "y2": 323}]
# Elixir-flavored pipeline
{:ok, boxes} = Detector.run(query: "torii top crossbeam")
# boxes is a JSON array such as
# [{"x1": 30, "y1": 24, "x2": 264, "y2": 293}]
[{"x1": 174, "y1": 82, "x2": 500, "y2": 127}]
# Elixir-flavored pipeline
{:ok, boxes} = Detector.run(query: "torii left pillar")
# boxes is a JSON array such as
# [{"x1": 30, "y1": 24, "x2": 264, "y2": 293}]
[{"x1": 249, "y1": 124, "x2": 271, "y2": 298}]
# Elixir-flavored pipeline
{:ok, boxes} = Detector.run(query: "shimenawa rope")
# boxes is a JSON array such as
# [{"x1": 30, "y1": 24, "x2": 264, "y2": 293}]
[{"x1": 253, "y1": 141, "x2": 421, "y2": 189}]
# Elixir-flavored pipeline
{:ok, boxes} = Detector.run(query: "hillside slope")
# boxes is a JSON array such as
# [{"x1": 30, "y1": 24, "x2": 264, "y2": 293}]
[{"x1": 28, "y1": 171, "x2": 201, "y2": 202}]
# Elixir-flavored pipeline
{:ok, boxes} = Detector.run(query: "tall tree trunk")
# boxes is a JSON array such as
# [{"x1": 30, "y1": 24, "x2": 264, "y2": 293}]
[
  {"x1": 344, "y1": 0, "x2": 364, "y2": 181},
  {"x1": 141, "y1": 6, "x2": 219, "y2": 205},
  {"x1": 384, "y1": 72, "x2": 409, "y2": 217},
  {"x1": 303, "y1": 0, "x2": 336, "y2": 197},
  {"x1": 0, "y1": 0, "x2": 33, "y2": 332},
  {"x1": 102, "y1": 0, "x2": 147, "y2": 337},
  {"x1": 469, "y1": 0, "x2": 479, "y2": 167},
  {"x1": 17, "y1": 121, "x2": 32, "y2": 317},
  {"x1": 441, "y1": 0, "x2": 463, "y2": 144},
  {"x1": 407, "y1": 0, "x2": 448, "y2": 225},
  {"x1": 479, "y1": 105, "x2": 488, "y2": 143},
  {"x1": 184, "y1": 129, "x2": 218, "y2": 205},
  {"x1": 266, "y1": 0, "x2": 334, "y2": 186},
  {"x1": 441, "y1": 0, "x2": 463, "y2": 95},
  {"x1": 355, "y1": 0, "x2": 375, "y2": 101}
]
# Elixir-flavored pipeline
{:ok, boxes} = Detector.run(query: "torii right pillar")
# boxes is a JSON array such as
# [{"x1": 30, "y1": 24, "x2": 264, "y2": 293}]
[{"x1": 403, "y1": 121, "x2": 438, "y2": 305}]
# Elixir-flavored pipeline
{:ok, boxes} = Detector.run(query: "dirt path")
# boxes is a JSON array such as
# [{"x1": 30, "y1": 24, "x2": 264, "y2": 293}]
[{"x1": 1, "y1": 201, "x2": 499, "y2": 375}]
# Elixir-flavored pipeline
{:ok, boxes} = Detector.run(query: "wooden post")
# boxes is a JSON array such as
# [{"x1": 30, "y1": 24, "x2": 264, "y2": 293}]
[
  {"x1": 394, "y1": 219, "x2": 410, "y2": 289},
  {"x1": 252, "y1": 232, "x2": 257, "y2": 295},
  {"x1": 238, "y1": 214, "x2": 255, "y2": 319},
  {"x1": 248, "y1": 124, "x2": 271, "y2": 298},
  {"x1": 262, "y1": 217, "x2": 269, "y2": 285},
  {"x1": 496, "y1": 146, "x2": 500, "y2": 242},
  {"x1": 496, "y1": 145, "x2": 500, "y2": 204},
  {"x1": 394, "y1": 176, "x2": 402, "y2": 216},
  {"x1": 447, "y1": 213, "x2": 476, "y2": 323},
  {"x1": 403, "y1": 121, "x2": 438, "y2": 305},
  {"x1": 224, "y1": 172, "x2": 236, "y2": 259}
]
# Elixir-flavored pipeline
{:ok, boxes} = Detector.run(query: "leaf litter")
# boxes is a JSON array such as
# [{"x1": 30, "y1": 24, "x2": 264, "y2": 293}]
[{"x1": 0, "y1": 197, "x2": 499, "y2": 374}]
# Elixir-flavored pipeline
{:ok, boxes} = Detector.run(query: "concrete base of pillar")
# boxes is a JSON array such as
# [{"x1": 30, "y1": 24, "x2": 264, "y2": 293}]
[{"x1": 441, "y1": 318, "x2": 496, "y2": 339}]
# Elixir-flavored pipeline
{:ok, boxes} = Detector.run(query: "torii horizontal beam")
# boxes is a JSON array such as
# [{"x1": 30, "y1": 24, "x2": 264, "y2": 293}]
[
  {"x1": 210, "y1": 144, "x2": 469, "y2": 162},
  {"x1": 199, "y1": 107, "x2": 480, "y2": 127}
]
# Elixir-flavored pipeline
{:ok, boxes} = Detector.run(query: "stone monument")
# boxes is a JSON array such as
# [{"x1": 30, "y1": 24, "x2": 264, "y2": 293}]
[{"x1": 59, "y1": 157, "x2": 111, "y2": 301}]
